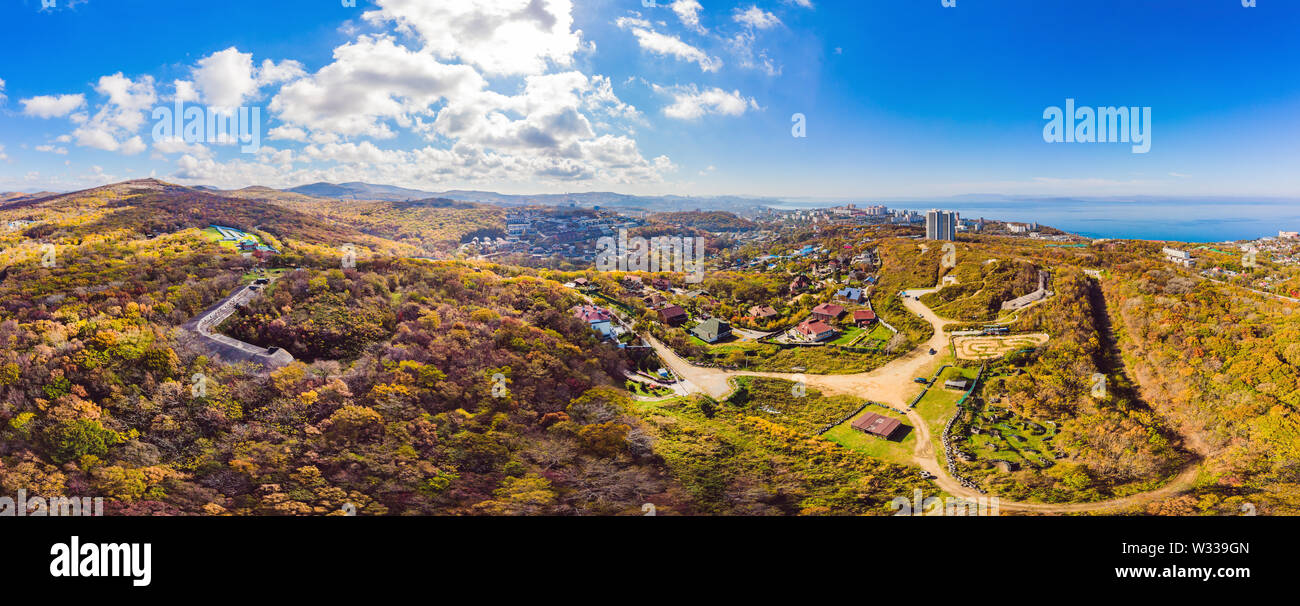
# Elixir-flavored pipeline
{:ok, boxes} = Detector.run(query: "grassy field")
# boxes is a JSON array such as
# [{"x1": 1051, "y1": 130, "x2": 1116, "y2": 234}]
[
  {"x1": 201, "y1": 225, "x2": 264, "y2": 250},
  {"x1": 732, "y1": 377, "x2": 864, "y2": 434},
  {"x1": 830, "y1": 326, "x2": 865, "y2": 345},
  {"x1": 960, "y1": 399, "x2": 1060, "y2": 469},
  {"x1": 625, "y1": 379, "x2": 674, "y2": 399},
  {"x1": 240, "y1": 268, "x2": 288, "y2": 283},
  {"x1": 912, "y1": 362, "x2": 980, "y2": 459},
  {"x1": 822, "y1": 410, "x2": 916, "y2": 465},
  {"x1": 628, "y1": 378, "x2": 931, "y2": 514}
]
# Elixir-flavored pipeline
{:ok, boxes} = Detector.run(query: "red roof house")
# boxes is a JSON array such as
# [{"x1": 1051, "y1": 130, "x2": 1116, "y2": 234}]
[
  {"x1": 573, "y1": 305, "x2": 612, "y2": 324},
  {"x1": 795, "y1": 318, "x2": 837, "y2": 342},
  {"x1": 811, "y1": 303, "x2": 846, "y2": 322},
  {"x1": 852, "y1": 310, "x2": 877, "y2": 327},
  {"x1": 658, "y1": 305, "x2": 688, "y2": 326}
]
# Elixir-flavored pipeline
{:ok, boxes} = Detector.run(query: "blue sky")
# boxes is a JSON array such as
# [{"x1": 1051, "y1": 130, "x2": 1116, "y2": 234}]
[{"x1": 0, "y1": 0, "x2": 1297, "y2": 199}]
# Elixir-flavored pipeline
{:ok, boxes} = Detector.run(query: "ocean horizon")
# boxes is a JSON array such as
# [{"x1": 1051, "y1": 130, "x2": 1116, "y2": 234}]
[{"x1": 764, "y1": 198, "x2": 1300, "y2": 243}]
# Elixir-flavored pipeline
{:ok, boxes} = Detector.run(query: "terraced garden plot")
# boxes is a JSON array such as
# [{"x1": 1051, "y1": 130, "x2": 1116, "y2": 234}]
[
  {"x1": 953, "y1": 333, "x2": 1050, "y2": 360},
  {"x1": 961, "y1": 408, "x2": 1060, "y2": 469}
]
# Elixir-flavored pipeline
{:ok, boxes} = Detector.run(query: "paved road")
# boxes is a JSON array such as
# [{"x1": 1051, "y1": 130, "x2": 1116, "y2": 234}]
[
  {"x1": 184, "y1": 277, "x2": 294, "y2": 370},
  {"x1": 645, "y1": 286, "x2": 1202, "y2": 514}
]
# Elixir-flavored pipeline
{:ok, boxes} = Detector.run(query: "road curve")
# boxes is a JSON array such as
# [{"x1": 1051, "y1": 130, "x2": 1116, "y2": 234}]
[{"x1": 644, "y1": 288, "x2": 1202, "y2": 514}]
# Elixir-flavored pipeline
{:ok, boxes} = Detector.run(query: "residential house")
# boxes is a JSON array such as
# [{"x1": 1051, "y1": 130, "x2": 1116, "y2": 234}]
[
  {"x1": 572, "y1": 305, "x2": 615, "y2": 339},
  {"x1": 651, "y1": 278, "x2": 672, "y2": 291},
  {"x1": 795, "y1": 318, "x2": 837, "y2": 342},
  {"x1": 852, "y1": 310, "x2": 877, "y2": 327},
  {"x1": 810, "y1": 303, "x2": 846, "y2": 322},
  {"x1": 789, "y1": 274, "x2": 812, "y2": 295},
  {"x1": 657, "y1": 305, "x2": 688, "y2": 326},
  {"x1": 691, "y1": 318, "x2": 732, "y2": 344},
  {"x1": 836, "y1": 287, "x2": 866, "y2": 303},
  {"x1": 749, "y1": 305, "x2": 779, "y2": 321}
]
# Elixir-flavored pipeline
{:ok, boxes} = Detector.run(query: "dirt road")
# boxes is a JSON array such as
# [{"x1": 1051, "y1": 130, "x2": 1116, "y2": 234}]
[{"x1": 645, "y1": 287, "x2": 1201, "y2": 514}]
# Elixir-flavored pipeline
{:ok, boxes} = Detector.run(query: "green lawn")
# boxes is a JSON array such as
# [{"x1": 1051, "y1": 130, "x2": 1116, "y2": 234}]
[
  {"x1": 822, "y1": 410, "x2": 917, "y2": 466},
  {"x1": 830, "y1": 326, "x2": 864, "y2": 345},
  {"x1": 866, "y1": 323, "x2": 895, "y2": 341},
  {"x1": 201, "y1": 226, "x2": 241, "y2": 249},
  {"x1": 910, "y1": 360, "x2": 980, "y2": 458},
  {"x1": 625, "y1": 380, "x2": 673, "y2": 399},
  {"x1": 959, "y1": 385, "x2": 1060, "y2": 469},
  {"x1": 240, "y1": 268, "x2": 287, "y2": 283}
]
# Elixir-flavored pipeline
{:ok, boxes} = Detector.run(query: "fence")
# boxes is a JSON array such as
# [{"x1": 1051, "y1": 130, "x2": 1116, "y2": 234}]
[{"x1": 941, "y1": 363, "x2": 987, "y2": 493}]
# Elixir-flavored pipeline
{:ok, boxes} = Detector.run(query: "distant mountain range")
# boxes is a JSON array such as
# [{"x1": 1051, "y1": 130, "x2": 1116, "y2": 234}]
[{"x1": 279, "y1": 181, "x2": 782, "y2": 212}]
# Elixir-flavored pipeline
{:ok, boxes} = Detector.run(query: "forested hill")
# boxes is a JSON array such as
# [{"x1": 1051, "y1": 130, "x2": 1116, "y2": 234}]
[
  {"x1": 0, "y1": 181, "x2": 691, "y2": 515},
  {"x1": 647, "y1": 210, "x2": 759, "y2": 232},
  {"x1": 3, "y1": 179, "x2": 379, "y2": 250}
]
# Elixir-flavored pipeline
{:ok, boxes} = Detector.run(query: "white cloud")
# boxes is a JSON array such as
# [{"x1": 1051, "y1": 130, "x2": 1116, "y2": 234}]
[
  {"x1": 734, "y1": 6, "x2": 781, "y2": 30},
  {"x1": 35, "y1": 144, "x2": 69, "y2": 155},
  {"x1": 190, "y1": 47, "x2": 304, "y2": 111},
  {"x1": 270, "y1": 35, "x2": 486, "y2": 139},
  {"x1": 784, "y1": 0, "x2": 814, "y2": 8},
  {"x1": 20, "y1": 94, "x2": 87, "y2": 118},
  {"x1": 654, "y1": 85, "x2": 759, "y2": 120},
  {"x1": 0, "y1": 144, "x2": 6, "y2": 161},
  {"x1": 152, "y1": 137, "x2": 211, "y2": 158},
  {"x1": 172, "y1": 80, "x2": 200, "y2": 103},
  {"x1": 22, "y1": 0, "x2": 674, "y2": 189},
  {"x1": 728, "y1": 32, "x2": 780, "y2": 76},
  {"x1": 670, "y1": 0, "x2": 706, "y2": 34},
  {"x1": 70, "y1": 73, "x2": 157, "y2": 153},
  {"x1": 119, "y1": 136, "x2": 148, "y2": 155},
  {"x1": 617, "y1": 17, "x2": 722, "y2": 72},
  {"x1": 256, "y1": 58, "x2": 306, "y2": 86},
  {"x1": 268, "y1": 125, "x2": 309, "y2": 142},
  {"x1": 0, "y1": 78, "x2": 6, "y2": 105},
  {"x1": 362, "y1": 0, "x2": 584, "y2": 76},
  {"x1": 192, "y1": 48, "x2": 258, "y2": 110}
]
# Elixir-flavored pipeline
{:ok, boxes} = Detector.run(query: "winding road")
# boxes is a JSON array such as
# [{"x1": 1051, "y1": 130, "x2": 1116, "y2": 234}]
[{"x1": 645, "y1": 287, "x2": 1203, "y2": 514}]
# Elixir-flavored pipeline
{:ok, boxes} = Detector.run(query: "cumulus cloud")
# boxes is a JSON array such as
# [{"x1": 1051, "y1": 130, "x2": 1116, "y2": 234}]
[
  {"x1": 362, "y1": 0, "x2": 585, "y2": 76},
  {"x1": 733, "y1": 6, "x2": 781, "y2": 29},
  {"x1": 35, "y1": 145, "x2": 69, "y2": 155},
  {"x1": 70, "y1": 73, "x2": 156, "y2": 154},
  {"x1": 190, "y1": 47, "x2": 305, "y2": 111},
  {"x1": 270, "y1": 35, "x2": 486, "y2": 139},
  {"x1": 249, "y1": 1, "x2": 665, "y2": 187},
  {"x1": 20, "y1": 94, "x2": 86, "y2": 118},
  {"x1": 616, "y1": 17, "x2": 722, "y2": 72},
  {"x1": 671, "y1": 0, "x2": 706, "y2": 34},
  {"x1": 654, "y1": 84, "x2": 759, "y2": 120},
  {"x1": 151, "y1": 137, "x2": 211, "y2": 158},
  {"x1": 0, "y1": 78, "x2": 6, "y2": 105},
  {"x1": 21, "y1": 0, "x2": 676, "y2": 189},
  {"x1": 172, "y1": 79, "x2": 199, "y2": 103},
  {"x1": 784, "y1": 0, "x2": 814, "y2": 8}
]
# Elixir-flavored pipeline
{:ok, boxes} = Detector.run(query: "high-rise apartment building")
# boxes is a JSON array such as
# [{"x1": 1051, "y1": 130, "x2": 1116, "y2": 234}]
[{"x1": 926, "y1": 209, "x2": 958, "y2": 240}]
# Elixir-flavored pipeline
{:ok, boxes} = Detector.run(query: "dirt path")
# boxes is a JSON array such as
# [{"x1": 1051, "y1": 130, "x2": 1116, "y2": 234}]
[{"x1": 645, "y1": 286, "x2": 1202, "y2": 514}]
